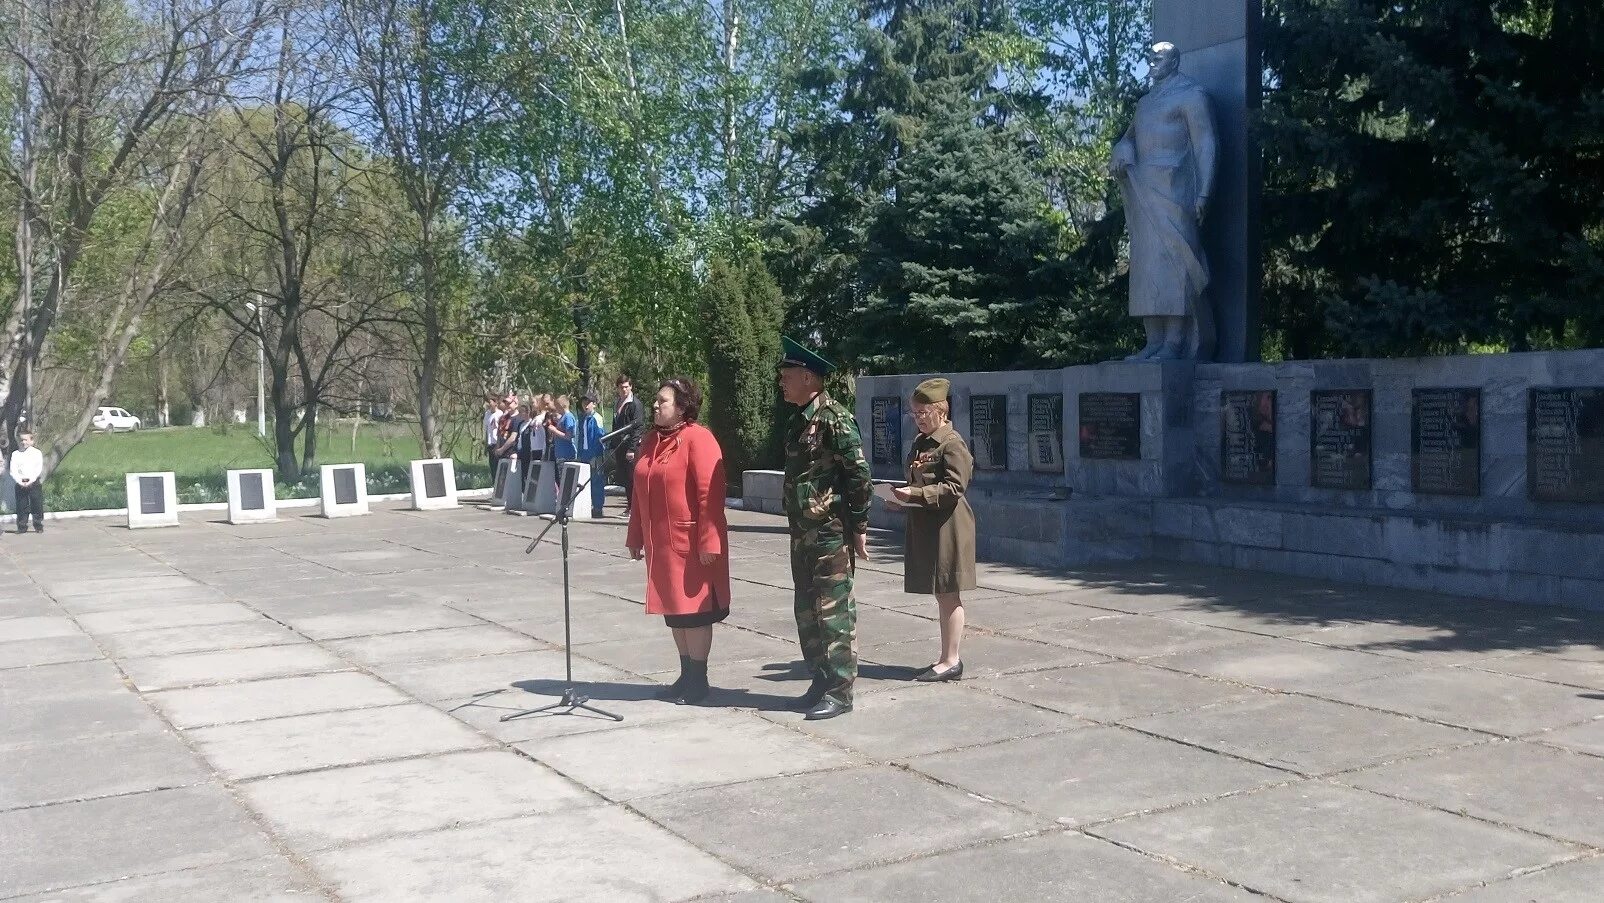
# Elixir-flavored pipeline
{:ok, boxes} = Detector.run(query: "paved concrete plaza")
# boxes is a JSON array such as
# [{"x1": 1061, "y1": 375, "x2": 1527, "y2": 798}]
[{"x1": 3, "y1": 502, "x2": 1604, "y2": 901}]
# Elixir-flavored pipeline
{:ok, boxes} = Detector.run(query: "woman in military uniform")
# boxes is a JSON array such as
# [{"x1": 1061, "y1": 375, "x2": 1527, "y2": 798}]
[{"x1": 888, "y1": 378, "x2": 977, "y2": 681}]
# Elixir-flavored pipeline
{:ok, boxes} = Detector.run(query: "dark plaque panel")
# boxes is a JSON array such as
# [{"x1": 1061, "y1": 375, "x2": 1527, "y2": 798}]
[
  {"x1": 1411, "y1": 388, "x2": 1481, "y2": 496},
  {"x1": 1221, "y1": 390, "x2": 1277, "y2": 486},
  {"x1": 1528, "y1": 387, "x2": 1604, "y2": 502},
  {"x1": 870, "y1": 397, "x2": 902, "y2": 477},
  {"x1": 493, "y1": 458, "x2": 509, "y2": 498},
  {"x1": 969, "y1": 394, "x2": 1008, "y2": 471},
  {"x1": 138, "y1": 476, "x2": 166, "y2": 514},
  {"x1": 239, "y1": 472, "x2": 266, "y2": 510},
  {"x1": 423, "y1": 461, "x2": 448, "y2": 498},
  {"x1": 1078, "y1": 393, "x2": 1141, "y2": 460},
  {"x1": 333, "y1": 467, "x2": 359, "y2": 506},
  {"x1": 1310, "y1": 390, "x2": 1373, "y2": 491},
  {"x1": 1027, "y1": 393, "x2": 1065, "y2": 473}
]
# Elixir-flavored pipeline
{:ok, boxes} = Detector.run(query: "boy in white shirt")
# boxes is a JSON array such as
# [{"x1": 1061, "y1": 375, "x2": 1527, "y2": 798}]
[{"x1": 10, "y1": 432, "x2": 45, "y2": 533}]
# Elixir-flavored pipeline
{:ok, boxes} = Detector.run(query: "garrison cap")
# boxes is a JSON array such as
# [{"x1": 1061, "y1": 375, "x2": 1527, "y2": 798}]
[
  {"x1": 912, "y1": 378, "x2": 950, "y2": 404},
  {"x1": 777, "y1": 336, "x2": 836, "y2": 376}
]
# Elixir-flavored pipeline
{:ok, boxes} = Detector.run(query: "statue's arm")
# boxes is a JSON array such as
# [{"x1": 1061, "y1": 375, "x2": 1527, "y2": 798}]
[{"x1": 1184, "y1": 92, "x2": 1218, "y2": 206}]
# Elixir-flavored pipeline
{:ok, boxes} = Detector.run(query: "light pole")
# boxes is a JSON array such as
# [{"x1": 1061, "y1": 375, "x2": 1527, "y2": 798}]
[{"x1": 247, "y1": 298, "x2": 265, "y2": 437}]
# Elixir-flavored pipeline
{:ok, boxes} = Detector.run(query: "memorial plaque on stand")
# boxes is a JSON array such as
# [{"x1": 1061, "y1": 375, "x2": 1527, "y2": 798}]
[
  {"x1": 969, "y1": 394, "x2": 1009, "y2": 470},
  {"x1": 1220, "y1": 390, "x2": 1277, "y2": 485},
  {"x1": 239, "y1": 472, "x2": 266, "y2": 510},
  {"x1": 423, "y1": 461, "x2": 448, "y2": 498},
  {"x1": 1310, "y1": 390, "x2": 1372, "y2": 491},
  {"x1": 1027, "y1": 393, "x2": 1065, "y2": 472},
  {"x1": 333, "y1": 467, "x2": 359, "y2": 505},
  {"x1": 1528, "y1": 387, "x2": 1604, "y2": 502},
  {"x1": 870, "y1": 397, "x2": 902, "y2": 477},
  {"x1": 1078, "y1": 393, "x2": 1141, "y2": 460},
  {"x1": 139, "y1": 476, "x2": 166, "y2": 514},
  {"x1": 1411, "y1": 388, "x2": 1481, "y2": 496}
]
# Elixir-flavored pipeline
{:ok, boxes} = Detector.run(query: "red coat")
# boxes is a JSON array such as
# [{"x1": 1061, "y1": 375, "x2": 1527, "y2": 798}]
[{"x1": 626, "y1": 423, "x2": 732, "y2": 616}]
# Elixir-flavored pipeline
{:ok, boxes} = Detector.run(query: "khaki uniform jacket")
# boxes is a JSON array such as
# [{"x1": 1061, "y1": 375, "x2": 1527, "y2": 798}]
[{"x1": 901, "y1": 422, "x2": 977, "y2": 594}]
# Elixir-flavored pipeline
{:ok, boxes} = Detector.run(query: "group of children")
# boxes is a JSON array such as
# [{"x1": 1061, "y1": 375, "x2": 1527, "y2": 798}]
[{"x1": 483, "y1": 392, "x2": 609, "y2": 517}]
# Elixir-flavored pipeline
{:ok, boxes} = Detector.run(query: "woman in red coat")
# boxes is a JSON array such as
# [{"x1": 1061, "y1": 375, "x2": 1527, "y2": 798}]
[{"x1": 626, "y1": 377, "x2": 732, "y2": 704}]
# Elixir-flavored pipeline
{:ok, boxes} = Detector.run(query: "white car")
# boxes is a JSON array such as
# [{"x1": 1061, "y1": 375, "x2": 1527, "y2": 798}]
[{"x1": 92, "y1": 406, "x2": 141, "y2": 431}]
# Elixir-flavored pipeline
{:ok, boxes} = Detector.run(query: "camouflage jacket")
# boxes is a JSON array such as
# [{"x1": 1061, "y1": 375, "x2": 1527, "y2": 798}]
[{"x1": 783, "y1": 392, "x2": 873, "y2": 538}]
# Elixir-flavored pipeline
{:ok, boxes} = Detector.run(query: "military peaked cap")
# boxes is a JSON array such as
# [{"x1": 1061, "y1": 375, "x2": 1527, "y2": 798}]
[
  {"x1": 777, "y1": 336, "x2": 836, "y2": 376},
  {"x1": 912, "y1": 378, "x2": 950, "y2": 404}
]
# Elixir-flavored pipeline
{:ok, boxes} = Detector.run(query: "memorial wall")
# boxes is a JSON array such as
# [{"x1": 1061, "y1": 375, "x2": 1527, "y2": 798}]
[{"x1": 845, "y1": 349, "x2": 1604, "y2": 609}]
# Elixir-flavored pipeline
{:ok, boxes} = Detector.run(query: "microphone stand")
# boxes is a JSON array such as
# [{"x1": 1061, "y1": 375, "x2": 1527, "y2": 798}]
[{"x1": 502, "y1": 464, "x2": 622, "y2": 723}]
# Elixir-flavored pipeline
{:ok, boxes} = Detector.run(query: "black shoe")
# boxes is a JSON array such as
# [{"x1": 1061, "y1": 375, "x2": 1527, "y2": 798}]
[
  {"x1": 914, "y1": 661, "x2": 963, "y2": 682},
  {"x1": 13, "y1": 528, "x2": 25, "y2": 534},
  {"x1": 32, "y1": 525, "x2": 41, "y2": 533},
  {"x1": 676, "y1": 659, "x2": 710, "y2": 705},
  {"x1": 803, "y1": 696, "x2": 853, "y2": 720},
  {"x1": 789, "y1": 675, "x2": 831, "y2": 711},
  {"x1": 654, "y1": 655, "x2": 694, "y2": 701}
]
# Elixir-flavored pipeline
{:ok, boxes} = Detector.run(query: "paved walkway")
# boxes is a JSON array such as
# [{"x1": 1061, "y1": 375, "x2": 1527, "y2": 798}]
[{"x1": 3, "y1": 502, "x2": 1603, "y2": 902}]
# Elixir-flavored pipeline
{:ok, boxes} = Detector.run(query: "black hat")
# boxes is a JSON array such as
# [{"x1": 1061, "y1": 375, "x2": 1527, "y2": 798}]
[{"x1": 777, "y1": 336, "x2": 836, "y2": 377}]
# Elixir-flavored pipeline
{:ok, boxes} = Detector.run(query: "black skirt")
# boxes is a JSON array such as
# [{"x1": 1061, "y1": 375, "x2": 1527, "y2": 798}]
[{"x1": 663, "y1": 607, "x2": 731, "y2": 628}]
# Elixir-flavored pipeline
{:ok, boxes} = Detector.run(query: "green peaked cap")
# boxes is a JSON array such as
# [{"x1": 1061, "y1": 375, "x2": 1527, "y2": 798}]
[{"x1": 777, "y1": 336, "x2": 836, "y2": 376}]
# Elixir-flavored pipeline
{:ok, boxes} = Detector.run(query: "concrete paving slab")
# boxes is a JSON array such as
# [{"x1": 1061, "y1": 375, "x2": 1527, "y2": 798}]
[
  {"x1": 1147, "y1": 635, "x2": 1423, "y2": 692},
  {"x1": 768, "y1": 684, "x2": 1080, "y2": 759},
  {"x1": 1439, "y1": 855, "x2": 1604, "y2": 902},
  {"x1": 1342, "y1": 741, "x2": 1604, "y2": 845},
  {"x1": 439, "y1": 681, "x2": 705, "y2": 742},
  {"x1": 632, "y1": 765, "x2": 1043, "y2": 882},
  {"x1": 0, "y1": 596, "x2": 56, "y2": 619},
  {"x1": 371, "y1": 649, "x2": 633, "y2": 701},
  {"x1": 8, "y1": 856, "x2": 323, "y2": 902},
  {"x1": 1018, "y1": 614, "x2": 1257, "y2": 659},
  {"x1": 120, "y1": 644, "x2": 350, "y2": 691},
  {"x1": 1465, "y1": 654, "x2": 1604, "y2": 691},
  {"x1": 240, "y1": 749, "x2": 597, "y2": 850},
  {"x1": 1095, "y1": 782, "x2": 1577, "y2": 903},
  {"x1": 149, "y1": 671, "x2": 410, "y2": 728},
  {"x1": 1152, "y1": 602, "x2": 1362, "y2": 637},
  {"x1": 326, "y1": 624, "x2": 545, "y2": 667},
  {"x1": 909, "y1": 726, "x2": 1285, "y2": 825},
  {"x1": 1538, "y1": 718, "x2": 1604, "y2": 757},
  {"x1": 866, "y1": 634, "x2": 1108, "y2": 679},
  {"x1": 983, "y1": 660, "x2": 1260, "y2": 722},
  {"x1": 95, "y1": 619, "x2": 303, "y2": 658},
  {"x1": 308, "y1": 804, "x2": 755, "y2": 902},
  {"x1": 0, "y1": 728, "x2": 210, "y2": 809},
  {"x1": 0, "y1": 633, "x2": 104, "y2": 669},
  {"x1": 791, "y1": 829, "x2": 1260, "y2": 903},
  {"x1": 76, "y1": 602, "x2": 265, "y2": 635},
  {"x1": 44, "y1": 574, "x2": 204, "y2": 600},
  {"x1": 576, "y1": 628, "x2": 794, "y2": 676},
  {"x1": 1316, "y1": 669, "x2": 1604, "y2": 736},
  {"x1": 1126, "y1": 694, "x2": 1481, "y2": 775},
  {"x1": 188, "y1": 703, "x2": 492, "y2": 780},
  {"x1": 52, "y1": 585, "x2": 232, "y2": 615},
  {"x1": 278, "y1": 604, "x2": 485, "y2": 640},
  {"x1": 0, "y1": 614, "x2": 82, "y2": 641},
  {"x1": 523, "y1": 709, "x2": 858, "y2": 800},
  {"x1": 2, "y1": 691, "x2": 165, "y2": 747},
  {"x1": 959, "y1": 596, "x2": 1118, "y2": 631},
  {"x1": 0, "y1": 784, "x2": 276, "y2": 898},
  {"x1": 0, "y1": 658, "x2": 128, "y2": 700},
  {"x1": 1299, "y1": 621, "x2": 1534, "y2": 665}
]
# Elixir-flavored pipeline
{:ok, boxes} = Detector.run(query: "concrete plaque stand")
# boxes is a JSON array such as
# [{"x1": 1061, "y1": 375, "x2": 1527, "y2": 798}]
[
  {"x1": 560, "y1": 461, "x2": 597, "y2": 521},
  {"x1": 125, "y1": 472, "x2": 179, "y2": 529},
  {"x1": 522, "y1": 458, "x2": 557, "y2": 515},
  {"x1": 409, "y1": 458, "x2": 459, "y2": 511},
  {"x1": 226, "y1": 468, "x2": 278, "y2": 524},
  {"x1": 319, "y1": 463, "x2": 369, "y2": 518},
  {"x1": 502, "y1": 458, "x2": 529, "y2": 513}
]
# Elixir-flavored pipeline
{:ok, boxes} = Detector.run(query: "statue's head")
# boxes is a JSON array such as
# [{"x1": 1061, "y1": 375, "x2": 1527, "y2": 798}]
[{"x1": 1146, "y1": 42, "x2": 1181, "y2": 85}]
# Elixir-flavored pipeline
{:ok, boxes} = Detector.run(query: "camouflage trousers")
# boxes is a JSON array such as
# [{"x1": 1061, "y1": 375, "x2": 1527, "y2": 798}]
[{"x1": 790, "y1": 531, "x2": 858, "y2": 703}]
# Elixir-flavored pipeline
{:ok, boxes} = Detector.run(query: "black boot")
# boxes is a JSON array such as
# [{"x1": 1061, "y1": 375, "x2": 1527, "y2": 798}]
[
  {"x1": 655, "y1": 656, "x2": 694, "y2": 701},
  {"x1": 789, "y1": 673, "x2": 831, "y2": 711},
  {"x1": 677, "y1": 658, "x2": 710, "y2": 704}
]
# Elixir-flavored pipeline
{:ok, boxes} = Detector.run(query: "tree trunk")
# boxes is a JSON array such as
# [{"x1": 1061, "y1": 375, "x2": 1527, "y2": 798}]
[
  {"x1": 416, "y1": 226, "x2": 443, "y2": 458},
  {"x1": 155, "y1": 344, "x2": 171, "y2": 427},
  {"x1": 300, "y1": 402, "x2": 320, "y2": 475}
]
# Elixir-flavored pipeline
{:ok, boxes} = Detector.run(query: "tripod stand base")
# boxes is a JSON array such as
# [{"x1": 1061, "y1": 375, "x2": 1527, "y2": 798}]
[{"x1": 499, "y1": 687, "x2": 623, "y2": 723}]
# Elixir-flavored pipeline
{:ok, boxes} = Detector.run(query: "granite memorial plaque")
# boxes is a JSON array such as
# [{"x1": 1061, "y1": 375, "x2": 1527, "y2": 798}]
[
  {"x1": 239, "y1": 471, "x2": 266, "y2": 510},
  {"x1": 139, "y1": 476, "x2": 166, "y2": 514},
  {"x1": 870, "y1": 397, "x2": 902, "y2": 477},
  {"x1": 333, "y1": 466, "x2": 359, "y2": 506},
  {"x1": 1412, "y1": 388, "x2": 1481, "y2": 496},
  {"x1": 1528, "y1": 387, "x2": 1604, "y2": 502},
  {"x1": 1077, "y1": 392, "x2": 1141, "y2": 460},
  {"x1": 1310, "y1": 389, "x2": 1372, "y2": 491},
  {"x1": 1221, "y1": 390, "x2": 1277, "y2": 485},
  {"x1": 969, "y1": 394, "x2": 1008, "y2": 470},
  {"x1": 1027, "y1": 393, "x2": 1065, "y2": 472},
  {"x1": 422, "y1": 461, "x2": 448, "y2": 499}
]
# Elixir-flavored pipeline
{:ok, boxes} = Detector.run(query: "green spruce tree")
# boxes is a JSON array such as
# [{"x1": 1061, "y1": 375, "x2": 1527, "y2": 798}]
[{"x1": 704, "y1": 250, "x2": 784, "y2": 487}]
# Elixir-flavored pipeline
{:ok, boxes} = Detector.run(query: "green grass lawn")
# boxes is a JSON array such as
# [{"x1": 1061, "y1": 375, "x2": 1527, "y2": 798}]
[{"x1": 48, "y1": 420, "x2": 492, "y2": 511}]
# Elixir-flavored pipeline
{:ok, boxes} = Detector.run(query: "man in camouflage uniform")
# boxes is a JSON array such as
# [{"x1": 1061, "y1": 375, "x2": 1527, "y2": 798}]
[{"x1": 777, "y1": 336, "x2": 873, "y2": 720}]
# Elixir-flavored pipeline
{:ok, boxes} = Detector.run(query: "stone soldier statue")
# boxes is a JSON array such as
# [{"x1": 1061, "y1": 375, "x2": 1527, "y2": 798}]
[
  {"x1": 1110, "y1": 41, "x2": 1219, "y2": 361},
  {"x1": 777, "y1": 336, "x2": 873, "y2": 721}
]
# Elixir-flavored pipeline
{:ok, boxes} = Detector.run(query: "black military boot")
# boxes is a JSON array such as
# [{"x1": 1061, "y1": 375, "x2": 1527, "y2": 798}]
[
  {"x1": 804, "y1": 694, "x2": 853, "y2": 721},
  {"x1": 789, "y1": 673, "x2": 831, "y2": 711},
  {"x1": 655, "y1": 656, "x2": 694, "y2": 701}
]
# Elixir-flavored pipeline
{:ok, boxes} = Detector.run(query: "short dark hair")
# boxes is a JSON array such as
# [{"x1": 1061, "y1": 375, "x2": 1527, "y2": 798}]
[
  {"x1": 616, "y1": 373, "x2": 632, "y2": 387},
  {"x1": 660, "y1": 377, "x2": 702, "y2": 423}
]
